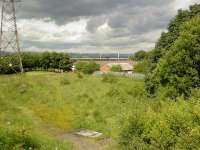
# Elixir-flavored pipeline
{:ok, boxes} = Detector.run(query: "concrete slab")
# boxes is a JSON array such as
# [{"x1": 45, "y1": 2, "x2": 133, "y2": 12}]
[{"x1": 75, "y1": 129, "x2": 103, "y2": 138}]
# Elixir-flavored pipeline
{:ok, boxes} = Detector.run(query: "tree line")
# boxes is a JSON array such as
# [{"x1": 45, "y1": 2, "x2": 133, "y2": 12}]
[{"x1": 0, "y1": 52, "x2": 72, "y2": 74}]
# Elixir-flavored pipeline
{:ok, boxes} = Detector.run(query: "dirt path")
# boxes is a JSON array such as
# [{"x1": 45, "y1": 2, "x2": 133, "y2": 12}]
[
  {"x1": 47, "y1": 128, "x2": 113, "y2": 150},
  {"x1": 18, "y1": 107, "x2": 113, "y2": 150},
  {"x1": 58, "y1": 132, "x2": 103, "y2": 150}
]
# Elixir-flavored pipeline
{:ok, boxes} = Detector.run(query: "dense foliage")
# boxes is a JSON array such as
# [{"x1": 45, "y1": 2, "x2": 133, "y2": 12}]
[
  {"x1": 75, "y1": 61, "x2": 100, "y2": 74},
  {"x1": 111, "y1": 65, "x2": 122, "y2": 72},
  {"x1": 129, "y1": 50, "x2": 149, "y2": 61},
  {"x1": 22, "y1": 52, "x2": 72, "y2": 71},
  {"x1": 119, "y1": 98, "x2": 200, "y2": 150},
  {"x1": 146, "y1": 4, "x2": 200, "y2": 97},
  {"x1": 0, "y1": 52, "x2": 72, "y2": 74},
  {"x1": 150, "y1": 4, "x2": 200, "y2": 65},
  {"x1": 0, "y1": 127, "x2": 72, "y2": 150},
  {"x1": 0, "y1": 55, "x2": 21, "y2": 74},
  {"x1": 119, "y1": 5, "x2": 200, "y2": 149},
  {"x1": 1, "y1": 73, "x2": 200, "y2": 149},
  {"x1": 134, "y1": 60, "x2": 149, "y2": 74}
]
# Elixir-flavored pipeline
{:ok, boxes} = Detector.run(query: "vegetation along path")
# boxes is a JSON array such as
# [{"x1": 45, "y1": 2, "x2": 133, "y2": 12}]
[
  {"x1": 18, "y1": 103, "x2": 108, "y2": 150},
  {"x1": 2, "y1": 71, "x2": 200, "y2": 149},
  {"x1": 48, "y1": 128, "x2": 112, "y2": 150}
]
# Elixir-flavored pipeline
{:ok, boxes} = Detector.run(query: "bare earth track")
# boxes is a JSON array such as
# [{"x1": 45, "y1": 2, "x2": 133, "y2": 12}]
[
  {"x1": 47, "y1": 128, "x2": 113, "y2": 150},
  {"x1": 18, "y1": 106, "x2": 113, "y2": 150}
]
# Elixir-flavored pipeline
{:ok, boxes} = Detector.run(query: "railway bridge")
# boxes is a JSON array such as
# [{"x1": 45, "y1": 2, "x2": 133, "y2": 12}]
[{"x1": 71, "y1": 57, "x2": 134, "y2": 73}]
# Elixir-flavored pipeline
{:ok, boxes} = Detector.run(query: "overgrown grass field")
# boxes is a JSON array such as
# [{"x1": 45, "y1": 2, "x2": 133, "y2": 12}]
[{"x1": 0, "y1": 72, "x2": 200, "y2": 149}]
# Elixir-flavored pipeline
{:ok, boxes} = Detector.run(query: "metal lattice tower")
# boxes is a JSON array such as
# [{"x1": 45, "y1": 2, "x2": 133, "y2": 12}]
[{"x1": 0, "y1": 0, "x2": 23, "y2": 72}]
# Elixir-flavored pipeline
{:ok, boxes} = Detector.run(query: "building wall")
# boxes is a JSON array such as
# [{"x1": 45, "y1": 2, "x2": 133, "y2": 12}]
[
  {"x1": 74, "y1": 60, "x2": 135, "y2": 73},
  {"x1": 99, "y1": 60, "x2": 134, "y2": 73},
  {"x1": 100, "y1": 65, "x2": 111, "y2": 73}
]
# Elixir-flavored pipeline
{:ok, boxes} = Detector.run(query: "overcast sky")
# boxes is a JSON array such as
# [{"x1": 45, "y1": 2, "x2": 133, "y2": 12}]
[{"x1": 12, "y1": 0, "x2": 200, "y2": 53}]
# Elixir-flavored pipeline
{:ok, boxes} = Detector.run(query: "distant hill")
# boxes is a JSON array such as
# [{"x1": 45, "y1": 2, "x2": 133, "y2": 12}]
[
  {"x1": 69, "y1": 53, "x2": 133, "y2": 59},
  {"x1": 0, "y1": 51, "x2": 134, "y2": 59}
]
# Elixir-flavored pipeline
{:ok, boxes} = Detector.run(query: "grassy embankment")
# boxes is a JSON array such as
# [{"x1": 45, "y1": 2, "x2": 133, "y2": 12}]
[{"x1": 0, "y1": 72, "x2": 200, "y2": 149}]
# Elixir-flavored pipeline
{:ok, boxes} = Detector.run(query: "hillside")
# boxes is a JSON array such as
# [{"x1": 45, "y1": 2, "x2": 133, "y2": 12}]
[
  {"x1": 0, "y1": 72, "x2": 144, "y2": 149},
  {"x1": 0, "y1": 72, "x2": 200, "y2": 149}
]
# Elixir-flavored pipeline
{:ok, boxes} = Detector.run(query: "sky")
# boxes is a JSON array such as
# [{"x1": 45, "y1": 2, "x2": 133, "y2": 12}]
[{"x1": 8, "y1": 0, "x2": 200, "y2": 53}]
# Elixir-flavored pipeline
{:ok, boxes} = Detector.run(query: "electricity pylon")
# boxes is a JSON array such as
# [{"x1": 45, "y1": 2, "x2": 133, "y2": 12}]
[{"x1": 0, "y1": 0, "x2": 23, "y2": 73}]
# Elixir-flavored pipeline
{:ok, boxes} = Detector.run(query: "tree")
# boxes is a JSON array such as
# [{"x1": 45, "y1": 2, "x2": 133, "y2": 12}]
[
  {"x1": 22, "y1": 53, "x2": 41, "y2": 70},
  {"x1": 59, "y1": 54, "x2": 72, "y2": 71},
  {"x1": 129, "y1": 50, "x2": 148, "y2": 61},
  {"x1": 146, "y1": 16, "x2": 200, "y2": 98},
  {"x1": 150, "y1": 4, "x2": 200, "y2": 65},
  {"x1": 0, "y1": 52, "x2": 72, "y2": 74},
  {"x1": 40, "y1": 52, "x2": 51, "y2": 69}
]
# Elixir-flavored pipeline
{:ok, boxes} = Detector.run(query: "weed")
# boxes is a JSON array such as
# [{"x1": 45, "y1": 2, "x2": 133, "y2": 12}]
[
  {"x1": 76, "y1": 72, "x2": 84, "y2": 79},
  {"x1": 102, "y1": 74, "x2": 117, "y2": 83},
  {"x1": 60, "y1": 78, "x2": 70, "y2": 85}
]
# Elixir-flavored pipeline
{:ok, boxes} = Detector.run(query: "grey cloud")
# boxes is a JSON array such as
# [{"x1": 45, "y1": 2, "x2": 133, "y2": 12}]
[
  {"x1": 86, "y1": 16, "x2": 107, "y2": 33},
  {"x1": 18, "y1": 0, "x2": 174, "y2": 25},
  {"x1": 22, "y1": 40, "x2": 83, "y2": 50},
  {"x1": 13, "y1": 0, "x2": 199, "y2": 52}
]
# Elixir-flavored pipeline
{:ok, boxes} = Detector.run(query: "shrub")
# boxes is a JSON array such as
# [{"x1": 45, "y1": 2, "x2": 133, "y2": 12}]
[
  {"x1": 134, "y1": 60, "x2": 149, "y2": 74},
  {"x1": 111, "y1": 65, "x2": 122, "y2": 72},
  {"x1": 75, "y1": 61, "x2": 100, "y2": 74},
  {"x1": 119, "y1": 99, "x2": 200, "y2": 150},
  {"x1": 129, "y1": 50, "x2": 149, "y2": 61},
  {"x1": 106, "y1": 88, "x2": 120, "y2": 97},
  {"x1": 60, "y1": 78, "x2": 70, "y2": 85},
  {"x1": 33, "y1": 52, "x2": 72, "y2": 71},
  {"x1": 102, "y1": 74, "x2": 117, "y2": 83},
  {"x1": 0, "y1": 128, "x2": 40, "y2": 150},
  {"x1": 119, "y1": 116, "x2": 147, "y2": 150},
  {"x1": 22, "y1": 53, "x2": 41, "y2": 70},
  {"x1": 0, "y1": 55, "x2": 20, "y2": 74},
  {"x1": 76, "y1": 72, "x2": 84, "y2": 79},
  {"x1": 0, "y1": 127, "x2": 72, "y2": 150}
]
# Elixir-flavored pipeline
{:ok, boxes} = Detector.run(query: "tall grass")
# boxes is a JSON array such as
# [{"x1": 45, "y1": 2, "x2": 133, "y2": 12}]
[{"x1": 0, "y1": 72, "x2": 200, "y2": 149}]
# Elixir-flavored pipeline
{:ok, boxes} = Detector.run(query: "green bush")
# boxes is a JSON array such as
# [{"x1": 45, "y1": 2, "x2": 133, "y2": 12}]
[
  {"x1": 0, "y1": 55, "x2": 20, "y2": 74},
  {"x1": 23, "y1": 52, "x2": 72, "y2": 71},
  {"x1": 0, "y1": 52, "x2": 72, "y2": 74},
  {"x1": 134, "y1": 60, "x2": 149, "y2": 74},
  {"x1": 60, "y1": 78, "x2": 70, "y2": 85},
  {"x1": 75, "y1": 61, "x2": 100, "y2": 74},
  {"x1": 0, "y1": 127, "x2": 71, "y2": 150},
  {"x1": 119, "y1": 99, "x2": 200, "y2": 150},
  {"x1": 76, "y1": 72, "x2": 84, "y2": 78},
  {"x1": 146, "y1": 16, "x2": 200, "y2": 98},
  {"x1": 102, "y1": 74, "x2": 117, "y2": 83},
  {"x1": 119, "y1": 117, "x2": 147, "y2": 150},
  {"x1": 111, "y1": 65, "x2": 122, "y2": 72},
  {"x1": 129, "y1": 50, "x2": 149, "y2": 61}
]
